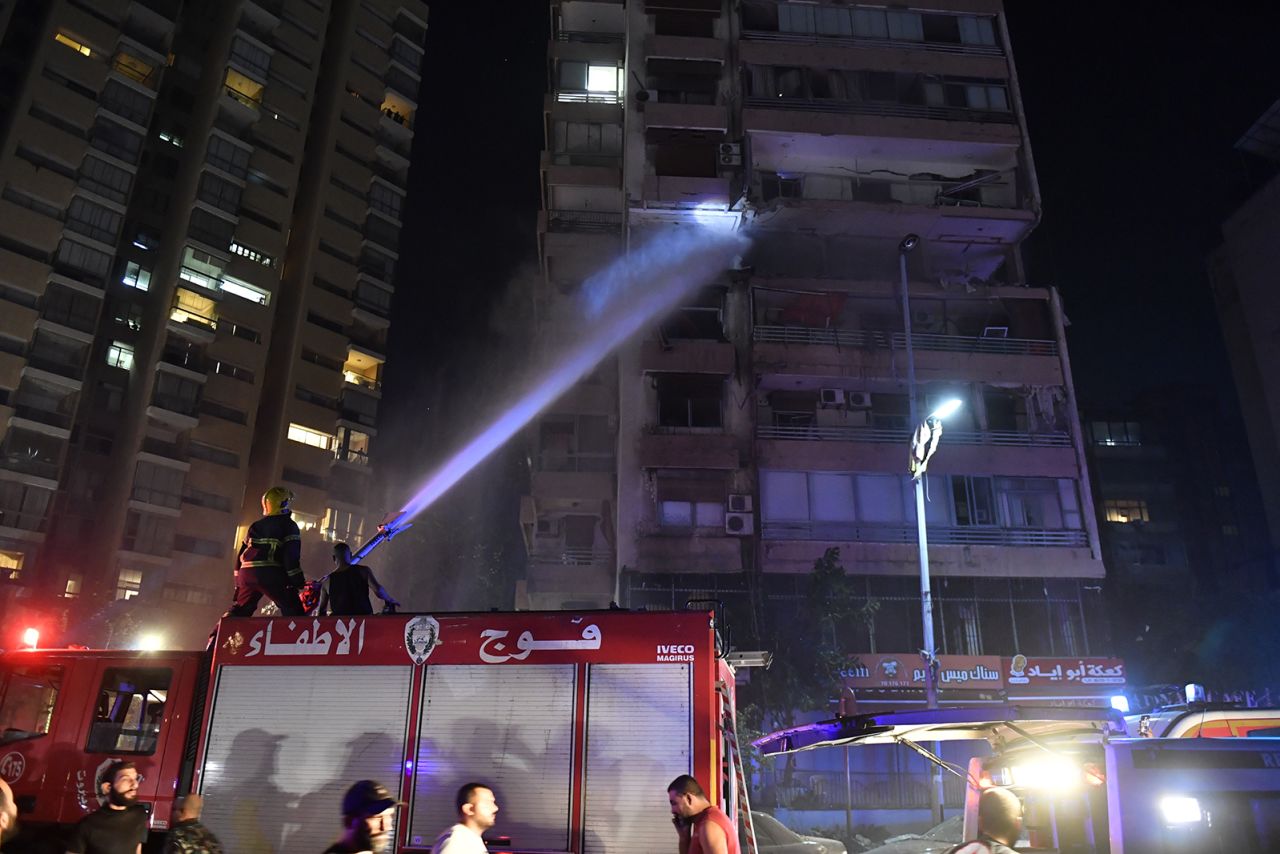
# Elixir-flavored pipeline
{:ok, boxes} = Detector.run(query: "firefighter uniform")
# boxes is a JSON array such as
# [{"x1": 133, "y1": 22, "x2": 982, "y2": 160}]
[{"x1": 224, "y1": 487, "x2": 305, "y2": 618}]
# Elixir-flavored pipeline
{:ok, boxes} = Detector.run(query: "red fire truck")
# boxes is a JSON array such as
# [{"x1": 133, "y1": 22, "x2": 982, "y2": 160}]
[{"x1": 0, "y1": 609, "x2": 743, "y2": 853}]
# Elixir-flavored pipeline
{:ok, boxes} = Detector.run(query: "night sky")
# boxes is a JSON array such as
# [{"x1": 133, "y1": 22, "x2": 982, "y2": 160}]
[{"x1": 373, "y1": 2, "x2": 1280, "y2": 598}]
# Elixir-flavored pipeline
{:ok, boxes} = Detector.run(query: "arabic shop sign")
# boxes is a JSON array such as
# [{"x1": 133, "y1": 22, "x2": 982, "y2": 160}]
[
  {"x1": 841, "y1": 654, "x2": 1003, "y2": 691},
  {"x1": 840, "y1": 654, "x2": 1126, "y2": 694}
]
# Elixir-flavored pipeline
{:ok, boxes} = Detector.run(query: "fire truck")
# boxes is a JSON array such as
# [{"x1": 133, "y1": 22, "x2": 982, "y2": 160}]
[
  {"x1": 0, "y1": 609, "x2": 747, "y2": 853},
  {"x1": 755, "y1": 704, "x2": 1280, "y2": 853}
]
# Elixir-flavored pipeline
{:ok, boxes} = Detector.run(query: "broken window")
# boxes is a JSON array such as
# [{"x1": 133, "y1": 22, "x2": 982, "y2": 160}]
[{"x1": 657, "y1": 374, "x2": 722, "y2": 428}]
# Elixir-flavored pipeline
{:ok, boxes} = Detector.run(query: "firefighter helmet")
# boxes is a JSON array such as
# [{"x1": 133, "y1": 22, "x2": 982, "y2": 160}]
[{"x1": 262, "y1": 486, "x2": 294, "y2": 516}]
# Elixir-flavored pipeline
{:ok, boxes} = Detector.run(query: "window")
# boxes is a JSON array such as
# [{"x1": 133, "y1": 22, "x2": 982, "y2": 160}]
[
  {"x1": 1090, "y1": 420, "x2": 1141, "y2": 447},
  {"x1": 0, "y1": 480, "x2": 54, "y2": 530},
  {"x1": 173, "y1": 533, "x2": 225, "y2": 557},
  {"x1": 659, "y1": 500, "x2": 724, "y2": 529},
  {"x1": 224, "y1": 68, "x2": 264, "y2": 108},
  {"x1": 81, "y1": 156, "x2": 133, "y2": 204},
  {"x1": 288, "y1": 423, "x2": 335, "y2": 450},
  {"x1": 220, "y1": 276, "x2": 270, "y2": 305},
  {"x1": 163, "y1": 583, "x2": 215, "y2": 605},
  {"x1": 322, "y1": 506, "x2": 364, "y2": 542},
  {"x1": 54, "y1": 32, "x2": 93, "y2": 56},
  {"x1": 131, "y1": 461, "x2": 184, "y2": 509},
  {"x1": 99, "y1": 80, "x2": 152, "y2": 126},
  {"x1": 656, "y1": 375, "x2": 722, "y2": 428},
  {"x1": 115, "y1": 568, "x2": 143, "y2": 600},
  {"x1": 228, "y1": 241, "x2": 273, "y2": 266},
  {"x1": 42, "y1": 284, "x2": 101, "y2": 332},
  {"x1": 998, "y1": 477, "x2": 1068, "y2": 528},
  {"x1": 335, "y1": 426, "x2": 371, "y2": 464},
  {"x1": 89, "y1": 116, "x2": 144, "y2": 163},
  {"x1": 64, "y1": 574, "x2": 83, "y2": 597},
  {"x1": 188, "y1": 441, "x2": 240, "y2": 468},
  {"x1": 0, "y1": 665, "x2": 62, "y2": 739},
  {"x1": 557, "y1": 61, "x2": 621, "y2": 103},
  {"x1": 958, "y1": 16, "x2": 997, "y2": 46},
  {"x1": 213, "y1": 360, "x2": 254, "y2": 383},
  {"x1": 85, "y1": 668, "x2": 170, "y2": 754},
  {"x1": 206, "y1": 134, "x2": 251, "y2": 179},
  {"x1": 1103, "y1": 499, "x2": 1148, "y2": 524},
  {"x1": 106, "y1": 341, "x2": 135, "y2": 370},
  {"x1": 122, "y1": 512, "x2": 174, "y2": 555},
  {"x1": 122, "y1": 261, "x2": 151, "y2": 291},
  {"x1": 66, "y1": 197, "x2": 123, "y2": 244},
  {"x1": 56, "y1": 240, "x2": 113, "y2": 285},
  {"x1": 182, "y1": 485, "x2": 232, "y2": 512},
  {"x1": 229, "y1": 36, "x2": 272, "y2": 79},
  {"x1": 187, "y1": 208, "x2": 236, "y2": 249},
  {"x1": 952, "y1": 476, "x2": 996, "y2": 526},
  {"x1": 0, "y1": 550, "x2": 22, "y2": 581},
  {"x1": 197, "y1": 172, "x2": 243, "y2": 214},
  {"x1": 153, "y1": 372, "x2": 201, "y2": 415},
  {"x1": 553, "y1": 122, "x2": 622, "y2": 162}
]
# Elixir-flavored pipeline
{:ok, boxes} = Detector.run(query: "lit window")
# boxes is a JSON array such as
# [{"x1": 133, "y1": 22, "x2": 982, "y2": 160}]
[
  {"x1": 223, "y1": 68, "x2": 264, "y2": 108},
  {"x1": 1103, "y1": 499, "x2": 1149, "y2": 524},
  {"x1": 106, "y1": 341, "x2": 135, "y2": 371},
  {"x1": 54, "y1": 32, "x2": 93, "y2": 56},
  {"x1": 158, "y1": 131, "x2": 184, "y2": 147},
  {"x1": 587, "y1": 65, "x2": 619, "y2": 93},
  {"x1": 64, "y1": 573, "x2": 83, "y2": 598},
  {"x1": 116, "y1": 568, "x2": 143, "y2": 600},
  {"x1": 322, "y1": 507, "x2": 365, "y2": 542},
  {"x1": 287, "y1": 423, "x2": 334, "y2": 451},
  {"x1": 122, "y1": 262, "x2": 151, "y2": 291},
  {"x1": 220, "y1": 276, "x2": 270, "y2": 305},
  {"x1": 0, "y1": 550, "x2": 22, "y2": 581},
  {"x1": 228, "y1": 242, "x2": 273, "y2": 267},
  {"x1": 292, "y1": 510, "x2": 321, "y2": 533}
]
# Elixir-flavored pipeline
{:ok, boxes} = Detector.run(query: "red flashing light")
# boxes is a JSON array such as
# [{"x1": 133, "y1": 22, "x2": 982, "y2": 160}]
[{"x1": 22, "y1": 627, "x2": 39, "y2": 648}]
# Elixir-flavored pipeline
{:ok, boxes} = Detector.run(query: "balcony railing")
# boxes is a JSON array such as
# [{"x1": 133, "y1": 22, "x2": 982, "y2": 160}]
[
  {"x1": 529, "y1": 548, "x2": 613, "y2": 567},
  {"x1": 538, "y1": 451, "x2": 615, "y2": 473},
  {"x1": 743, "y1": 95, "x2": 1016, "y2": 125},
  {"x1": 141, "y1": 437, "x2": 187, "y2": 461},
  {"x1": 546, "y1": 209, "x2": 623, "y2": 234},
  {"x1": 0, "y1": 507, "x2": 49, "y2": 532},
  {"x1": 753, "y1": 324, "x2": 1058, "y2": 357},
  {"x1": 554, "y1": 90, "x2": 622, "y2": 105},
  {"x1": 555, "y1": 30, "x2": 625, "y2": 44},
  {"x1": 741, "y1": 29, "x2": 1003, "y2": 58},
  {"x1": 757, "y1": 423, "x2": 1071, "y2": 447},
  {"x1": 762, "y1": 520, "x2": 1088, "y2": 548}
]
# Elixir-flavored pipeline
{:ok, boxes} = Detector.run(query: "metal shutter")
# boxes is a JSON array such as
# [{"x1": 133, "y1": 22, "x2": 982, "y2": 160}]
[
  {"x1": 200, "y1": 665, "x2": 412, "y2": 853},
  {"x1": 408, "y1": 665, "x2": 576, "y2": 850},
  {"x1": 582, "y1": 664, "x2": 692, "y2": 854}
]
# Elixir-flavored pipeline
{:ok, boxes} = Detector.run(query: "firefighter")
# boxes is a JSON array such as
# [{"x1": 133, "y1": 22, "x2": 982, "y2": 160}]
[
  {"x1": 223, "y1": 486, "x2": 306, "y2": 619},
  {"x1": 314, "y1": 542, "x2": 400, "y2": 616}
]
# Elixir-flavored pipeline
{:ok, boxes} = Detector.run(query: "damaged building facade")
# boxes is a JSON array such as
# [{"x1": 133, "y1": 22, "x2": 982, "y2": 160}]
[{"x1": 526, "y1": 0, "x2": 1107, "y2": 669}]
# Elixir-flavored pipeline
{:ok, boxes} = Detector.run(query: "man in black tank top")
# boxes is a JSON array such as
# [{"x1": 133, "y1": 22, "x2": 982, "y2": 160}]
[{"x1": 316, "y1": 542, "x2": 400, "y2": 616}]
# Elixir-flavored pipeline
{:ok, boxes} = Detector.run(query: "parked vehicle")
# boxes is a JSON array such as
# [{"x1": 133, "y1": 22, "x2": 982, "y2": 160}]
[
  {"x1": 755, "y1": 704, "x2": 1280, "y2": 853},
  {"x1": 1126, "y1": 702, "x2": 1280, "y2": 738},
  {"x1": 859, "y1": 816, "x2": 962, "y2": 854},
  {"x1": 745, "y1": 810, "x2": 848, "y2": 854},
  {"x1": 1, "y1": 609, "x2": 737, "y2": 853}
]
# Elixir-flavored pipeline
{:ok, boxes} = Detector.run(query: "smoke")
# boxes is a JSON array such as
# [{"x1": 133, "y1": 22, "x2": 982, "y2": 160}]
[{"x1": 388, "y1": 225, "x2": 750, "y2": 530}]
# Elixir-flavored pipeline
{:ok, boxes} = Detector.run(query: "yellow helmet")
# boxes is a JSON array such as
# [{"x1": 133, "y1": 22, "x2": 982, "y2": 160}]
[{"x1": 262, "y1": 486, "x2": 294, "y2": 516}]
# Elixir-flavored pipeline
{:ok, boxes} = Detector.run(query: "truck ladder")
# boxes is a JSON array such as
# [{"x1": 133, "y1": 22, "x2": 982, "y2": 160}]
[{"x1": 720, "y1": 683, "x2": 758, "y2": 854}]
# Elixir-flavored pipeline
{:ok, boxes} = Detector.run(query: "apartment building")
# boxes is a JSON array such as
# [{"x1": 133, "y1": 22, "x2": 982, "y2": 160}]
[
  {"x1": 0, "y1": 0, "x2": 426, "y2": 648},
  {"x1": 526, "y1": 0, "x2": 1109, "y2": 664}
]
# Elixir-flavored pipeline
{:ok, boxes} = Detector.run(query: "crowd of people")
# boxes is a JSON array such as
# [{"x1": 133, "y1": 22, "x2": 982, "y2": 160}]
[{"x1": 0, "y1": 759, "x2": 1021, "y2": 854}]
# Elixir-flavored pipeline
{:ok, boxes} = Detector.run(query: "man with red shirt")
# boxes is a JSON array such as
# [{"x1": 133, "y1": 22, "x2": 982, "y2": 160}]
[{"x1": 667, "y1": 775, "x2": 739, "y2": 854}]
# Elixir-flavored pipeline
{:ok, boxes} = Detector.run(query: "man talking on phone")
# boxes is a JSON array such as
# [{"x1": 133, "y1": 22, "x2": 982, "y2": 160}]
[{"x1": 667, "y1": 775, "x2": 739, "y2": 854}]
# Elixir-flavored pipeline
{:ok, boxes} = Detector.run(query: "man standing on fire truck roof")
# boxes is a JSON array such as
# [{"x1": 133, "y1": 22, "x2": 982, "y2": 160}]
[
  {"x1": 65, "y1": 761, "x2": 148, "y2": 854},
  {"x1": 668, "y1": 775, "x2": 739, "y2": 854},
  {"x1": 222, "y1": 486, "x2": 306, "y2": 619}
]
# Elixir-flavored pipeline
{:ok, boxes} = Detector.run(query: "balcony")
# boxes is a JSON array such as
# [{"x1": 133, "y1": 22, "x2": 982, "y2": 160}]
[
  {"x1": 10, "y1": 405, "x2": 73, "y2": 431},
  {"x1": 752, "y1": 325, "x2": 1063, "y2": 387},
  {"x1": 757, "y1": 423, "x2": 1070, "y2": 447},
  {"x1": 644, "y1": 33, "x2": 725, "y2": 63},
  {"x1": 528, "y1": 547, "x2": 613, "y2": 569},
  {"x1": 551, "y1": 30, "x2": 625, "y2": 63},
  {"x1": 640, "y1": 339, "x2": 734, "y2": 375},
  {"x1": 763, "y1": 520, "x2": 1088, "y2": 548},
  {"x1": 545, "y1": 209, "x2": 623, "y2": 234},
  {"x1": 643, "y1": 101, "x2": 729, "y2": 132},
  {"x1": 641, "y1": 175, "x2": 732, "y2": 208}
]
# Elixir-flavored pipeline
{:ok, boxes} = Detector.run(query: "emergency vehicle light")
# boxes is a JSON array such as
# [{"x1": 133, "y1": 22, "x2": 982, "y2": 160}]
[
  {"x1": 1159, "y1": 796, "x2": 1202, "y2": 825},
  {"x1": 1008, "y1": 758, "x2": 1082, "y2": 791},
  {"x1": 1110, "y1": 694, "x2": 1130, "y2": 713},
  {"x1": 22, "y1": 627, "x2": 38, "y2": 648}
]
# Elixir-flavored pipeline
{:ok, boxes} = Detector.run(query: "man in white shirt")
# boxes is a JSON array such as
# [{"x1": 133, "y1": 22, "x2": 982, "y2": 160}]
[{"x1": 431, "y1": 783, "x2": 498, "y2": 854}]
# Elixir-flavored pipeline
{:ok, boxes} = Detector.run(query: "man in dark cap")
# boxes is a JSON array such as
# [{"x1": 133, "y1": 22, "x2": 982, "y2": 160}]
[{"x1": 322, "y1": 780, "x2": 402, "y2": 854}]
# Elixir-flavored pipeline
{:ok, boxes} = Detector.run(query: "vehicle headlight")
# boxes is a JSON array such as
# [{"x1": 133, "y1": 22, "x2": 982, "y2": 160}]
[{"x1": 1159, "y1": 796, "x2": 1202, "y2": 825}]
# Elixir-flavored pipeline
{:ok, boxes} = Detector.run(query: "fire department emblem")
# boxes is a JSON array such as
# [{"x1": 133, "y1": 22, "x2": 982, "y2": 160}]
[
  {"x1": 223, "y1": 631, "x2": 245, "y2": 656},
  {"x1": 0, "y1": 751, "x2": 24, "y2": 783},
  {"x1": 404, "y1": 616, "x2": 441, "y2": 665}
]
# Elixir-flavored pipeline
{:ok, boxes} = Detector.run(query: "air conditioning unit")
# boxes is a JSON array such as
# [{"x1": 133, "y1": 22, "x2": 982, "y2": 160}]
[
  {"x1": 727, "y1": 494, "x2": 753, "y2": 513},
  {"x1": 819, "y1": 388, "x2": 845, "y2": 408},
  {"x1": 846, "y1": 391, "x2": 872, "y2": 409},
  {"x1": 719, "y1": 142, "x2": 743, "y2": 167},
  {"x1": 635, "y1": 89, "x2": 658, "y2": 106},
  {"x1": 725, "y1": 511, "x2": 754, "y2": 536}
]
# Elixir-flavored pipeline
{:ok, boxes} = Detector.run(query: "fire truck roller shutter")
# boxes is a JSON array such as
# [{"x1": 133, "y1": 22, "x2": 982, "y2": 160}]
[
  {"x1": 582, "y1": 664, "x2": 692, "y2": 854},
  {"x1": 198, "y1": 665, "x2": 413, "y2": 853},
  {"x1": 408, "y1": 665, "x2": 577, "y2": 850}
]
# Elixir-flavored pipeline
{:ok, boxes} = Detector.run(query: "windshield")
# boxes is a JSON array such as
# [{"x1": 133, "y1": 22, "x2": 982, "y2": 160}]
[{"x1": 0, "y1": 663, "x2": 62, "y2": 743}]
